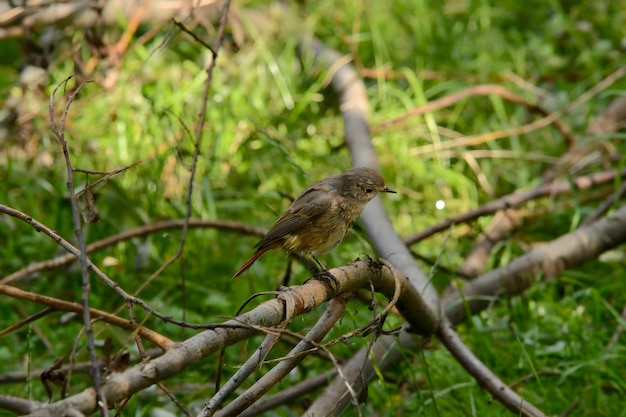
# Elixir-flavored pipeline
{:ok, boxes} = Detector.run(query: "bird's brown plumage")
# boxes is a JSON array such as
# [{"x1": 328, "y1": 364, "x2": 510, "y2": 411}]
[{"x1": 232, "y1": 167, "x2": 395, "y2": 279}]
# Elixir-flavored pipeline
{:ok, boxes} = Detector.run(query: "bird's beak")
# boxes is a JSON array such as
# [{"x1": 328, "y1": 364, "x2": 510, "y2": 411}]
[{"x1": 382, "y1": 187, "x2": 396, "y2": 194}]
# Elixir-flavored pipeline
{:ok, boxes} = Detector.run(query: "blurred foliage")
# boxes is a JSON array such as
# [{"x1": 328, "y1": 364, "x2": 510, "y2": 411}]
[{"x1": 1, "y1": 0, "x2": 626, "y2": 416}]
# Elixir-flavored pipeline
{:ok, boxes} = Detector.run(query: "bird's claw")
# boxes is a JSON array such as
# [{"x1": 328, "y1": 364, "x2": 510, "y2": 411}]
[{"x1": 313, "y1": 269, "x2": 340, "y2": 293}]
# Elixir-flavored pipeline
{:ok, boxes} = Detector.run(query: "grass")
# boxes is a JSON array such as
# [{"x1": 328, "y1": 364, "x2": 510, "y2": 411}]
[{"x1": 1, "y1": 0, "x2": 626, "y2": 415}]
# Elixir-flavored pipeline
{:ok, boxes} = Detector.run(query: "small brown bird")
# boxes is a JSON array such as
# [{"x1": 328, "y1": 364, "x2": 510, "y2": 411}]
[{"x1": 232, "y1": 167, "x2": 396, "y2": 279}]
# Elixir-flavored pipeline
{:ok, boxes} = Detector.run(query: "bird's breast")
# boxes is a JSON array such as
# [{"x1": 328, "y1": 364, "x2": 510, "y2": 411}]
[{"x1": 283, "y1": 201, "x2": 363, "y2": 256}]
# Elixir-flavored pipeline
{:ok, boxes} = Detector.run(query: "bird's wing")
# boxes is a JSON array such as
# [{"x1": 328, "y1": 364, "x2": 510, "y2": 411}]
[{"x1": 253, "y1": 186, "x2": 335, "y2": 250}]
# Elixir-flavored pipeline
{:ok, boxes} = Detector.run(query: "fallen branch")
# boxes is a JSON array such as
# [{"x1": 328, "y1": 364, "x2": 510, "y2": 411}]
[
  {"x1": 445, "y1": 203, "x2": 626, "y2": 322},
  {"x1": 6, "y1": 259, "x2": 428, "y2": 416}
]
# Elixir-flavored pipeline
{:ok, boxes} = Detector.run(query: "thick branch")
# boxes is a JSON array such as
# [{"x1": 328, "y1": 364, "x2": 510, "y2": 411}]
[
  {"x1": 318, "y1": 202, "x2": 626, "y2": 415},
  {"x1": 445, "y1": 203, "x2": 626, "y2": 323},
  {"x1": 16, "y1": 260, "x2": 426, "y2": 416}
]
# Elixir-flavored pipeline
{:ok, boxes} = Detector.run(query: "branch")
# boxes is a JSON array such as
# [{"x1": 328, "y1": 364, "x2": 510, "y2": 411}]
[
  {"x1": 371, "y1": 83, "x2": 574, "y2": 146},
  {"x1": 403, "y1": 167, "x2": 626, "y2": 245},
  {"x1": 0, "y1": 218, "x2": 265, "y2": 285},
  {"x1": 407, "y1": 65, "x2": 626, "y2": 157},
  {"x1": 0, "y1": 284, "x2": 173, "y2": 349},
  {"x1": 211, "y1": 295, "x2": 349, "y2": 416},
  {"x1": 16, "y1": 259, "x2": 426, "y2": 415},
  {"x1": 0, "y1": 205, "x2": 215, "y2": 328},
  {"x1": 237, "y1": 370, "x2": 336, "y2": 416},
  {"x1": 201, "y1": 322, "x2": 286, "y2": 416},
  {"x1": 49, "y1": 76, "x2": 106, "y2": 415},
  {"x1": 307, "y1": 201, "x2": 626, "y2": 416},
  {"x1": 445, "y1": 203, "x2": 626, "y2": 323}
]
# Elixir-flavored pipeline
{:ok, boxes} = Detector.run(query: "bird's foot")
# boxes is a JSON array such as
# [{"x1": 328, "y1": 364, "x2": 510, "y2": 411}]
[{"x1": 313, "y1": 269, "x2": 340, "y2": 293}]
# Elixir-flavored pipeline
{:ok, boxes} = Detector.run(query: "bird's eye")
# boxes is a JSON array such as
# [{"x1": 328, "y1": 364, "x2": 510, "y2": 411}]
[{"x1": 365, "y1": 188, "x2": 375, "y2": 193}]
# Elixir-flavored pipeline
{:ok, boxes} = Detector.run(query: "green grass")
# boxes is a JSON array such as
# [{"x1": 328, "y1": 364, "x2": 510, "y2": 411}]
[{"x1": 1, "y1": 0, "x2": 626, "y2": 415}]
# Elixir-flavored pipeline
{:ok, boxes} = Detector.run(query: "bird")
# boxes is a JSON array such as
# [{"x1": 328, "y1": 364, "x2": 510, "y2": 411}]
[{"x1": 232, "y1": 167, "x2": 396, "y2": 279}]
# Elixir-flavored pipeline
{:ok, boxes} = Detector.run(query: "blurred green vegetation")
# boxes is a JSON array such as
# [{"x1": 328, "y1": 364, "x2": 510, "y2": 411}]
[{"x1": 1, "y1": 0, "x2": 626, "y2": 416}]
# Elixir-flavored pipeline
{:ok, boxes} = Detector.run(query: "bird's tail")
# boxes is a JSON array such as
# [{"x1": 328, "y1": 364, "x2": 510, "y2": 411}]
[{"x1": 231, "y1": 246, "x2": 272, "y2": 279}]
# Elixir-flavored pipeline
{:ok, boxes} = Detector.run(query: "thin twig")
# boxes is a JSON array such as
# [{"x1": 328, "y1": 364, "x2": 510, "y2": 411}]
[
  {"x1": 49, "y1": 77, "x2": 107, "y2": 416},
  {"x1": 372, "y1": 84, "x2": 575, "y2": 146},
  {"x1": 404, "y1": 168, "x2": 626, "y2": 246},
  {"x1": 0, "y1": 205, "x2": 235, "y2": 330},
  {"x1": 214, "y1": 295, "x2": 350, "y2": 417},
  {"x1": 0, "y1": 284, "x2": 174, "y2": 349},
  {"x1": 0, "y1": 307, "x2": 54, "y2": 338},
  {"x1": 158, "y1": 382, "x2": 193, "y2": 417},
  {"x1": 407, "y1": 65, "x2": 626, "y2": 157},
  {"x1": 136, "y1": 0, "x2": 231, "y2": 341},
  {"x1": 201, "y1": 323, "x2": 287, "y2": 416},
  {"x1": 0, "y1": 218, "x2": 265, "y2": 285},
  {"x1": 172, "y1": 18, "x2": 215, "y2": 53},
  {"x1": 73, "y1": 161, "x2": 142, "y2": 196}
]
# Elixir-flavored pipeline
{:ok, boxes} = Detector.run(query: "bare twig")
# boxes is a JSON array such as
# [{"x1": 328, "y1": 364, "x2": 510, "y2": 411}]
[
  {"x1": 0, "y1": 205, "x2": 220, "y2": 330},
  {"x1": 73, "y1": 161, "x2": 142, "y2": 196},
  {"x1": 49, "y1": 76, "x2": 107, "y2": 415},
  {"x1": 404, "y1": 168, "x2": 626, "y2": 246},
  {"x1": 408, "y1": 65, "x2": 626, "y2": 157},
  {"x1": 372, "y1": 84, "x2": 575, "y2": 146},
  {"x1": 172, "y1": 18, "x2": 214, "y2": 53},
  {"x1": 0, "y1": 218, "x2": 265, "y2": 285},
  {"x1": 214, "y1": 295, "x2": 349, "y2": 417},
  {"x1": 158, "y1": 381, "x2": 192, "y2": 417},
  {"x1": 0, "y1": 284, "x2": 174, "y2": 349},
  {"x1": 201, "y1": 323, "x2": 287, "y2": 416},
  {"x1": 138, "y1": 0, "x2": 231, "y2": 342},
  {"x1": 0, "y1": 307, "x2": 53, "y2": 338}
]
